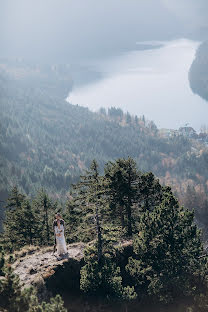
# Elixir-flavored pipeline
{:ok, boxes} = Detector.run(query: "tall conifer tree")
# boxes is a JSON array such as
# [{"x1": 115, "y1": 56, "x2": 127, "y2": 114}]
[
  {"x1": 126, "y1": 189, "x2": 205, "y2": 302},
  {"x1": 104, "y1": 157, "x2": 138, "y2": 236},
  {"x1": 71, "y1": 160, "x2": 105, "y2": 261},
  {"x1": 33, "y1": 189, "x2": 53, "y2": 246},
  {"x1": 3, "y1": 187, "x2": 25, "y2": 249}
]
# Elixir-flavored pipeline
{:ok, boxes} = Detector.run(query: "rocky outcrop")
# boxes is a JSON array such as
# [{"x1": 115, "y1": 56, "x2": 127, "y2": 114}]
[
  {"x1": 13, "y1": 242, "x2": 86, "y2": 298},
  {"x1": 13, "y1": 240, "x2": 133, "y2": 298}
]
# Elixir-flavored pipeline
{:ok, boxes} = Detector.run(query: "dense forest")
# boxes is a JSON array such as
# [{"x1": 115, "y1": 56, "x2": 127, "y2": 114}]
[
  {"x1": 189, "y1": 40, "x2": 208, "y2": 102},
  {"x1": 1, "y1": 159, "x2": 208, "y2": 311},
  {"x1": 1, "y1": 60, "x2": 208, "y2": 237}
]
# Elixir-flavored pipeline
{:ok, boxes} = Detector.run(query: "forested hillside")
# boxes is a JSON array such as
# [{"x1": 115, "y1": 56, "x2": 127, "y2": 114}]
[
  {"x1": 189, "y1": 40, "x2": 208, "y2": 102},
  {"x1": 1, "y1": 161, "x2": 208, "y2": 312},
  {"x1": 1, "y1": 60, "x2": 208, "y2": 234}
]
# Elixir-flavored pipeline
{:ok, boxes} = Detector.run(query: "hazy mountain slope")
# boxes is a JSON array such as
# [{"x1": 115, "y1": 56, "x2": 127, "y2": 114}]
[
  {"x1": 189, "y1": 40, "x2": 208, "y2": 102},
  {"x1": 1, "y1": 61, "x2": 208, "y2": 206},
  {"x1": 0, "y1": 71, "x2": 163, "y2": 197}
]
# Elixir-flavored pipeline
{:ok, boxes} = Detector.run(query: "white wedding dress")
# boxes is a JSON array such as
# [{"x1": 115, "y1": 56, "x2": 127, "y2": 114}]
[{"x1": 55, "y1": 224, "x2": 67, "y2": 255}]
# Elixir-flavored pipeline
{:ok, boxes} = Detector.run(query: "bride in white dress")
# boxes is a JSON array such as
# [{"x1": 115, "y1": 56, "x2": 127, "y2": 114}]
[{"x1": 54, "y1": 219, "x2": 67, "y2": 256}]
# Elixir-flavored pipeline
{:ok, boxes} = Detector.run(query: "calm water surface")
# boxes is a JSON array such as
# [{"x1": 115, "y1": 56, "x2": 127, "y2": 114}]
[{"x1": 68, "y1": 39, "x2": 208, "y2": 132}]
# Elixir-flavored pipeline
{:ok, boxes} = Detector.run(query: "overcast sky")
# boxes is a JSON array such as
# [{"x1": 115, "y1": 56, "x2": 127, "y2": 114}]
[
  {"x1": 162, "y1": 0, "x2": 208, "y2": 29},
  {"x1": 0, "y1": 0, "x2": 207, "y2": 62}
]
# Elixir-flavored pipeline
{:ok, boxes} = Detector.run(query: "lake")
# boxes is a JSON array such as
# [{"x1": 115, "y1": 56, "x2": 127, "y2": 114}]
[{"x1": 67, "y1": 39, "x2": 208, "y2": 132}]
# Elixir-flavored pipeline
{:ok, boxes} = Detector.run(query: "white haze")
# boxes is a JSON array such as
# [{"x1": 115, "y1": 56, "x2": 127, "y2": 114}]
[
  {"x1": 1, "y1": 0, "x2": 207, "y2": 62},
  {"x1": 162, "y1": 0, "x2": 208, "y2": 29}
]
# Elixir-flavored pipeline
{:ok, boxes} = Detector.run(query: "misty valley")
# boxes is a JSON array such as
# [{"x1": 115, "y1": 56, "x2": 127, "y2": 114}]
[{"x1": 1, "y1": 1, "x2": 208, "y2": 311}]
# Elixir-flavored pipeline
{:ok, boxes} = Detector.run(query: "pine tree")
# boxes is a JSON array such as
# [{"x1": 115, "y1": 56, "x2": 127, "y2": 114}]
[
  {"x1": 0, "y1": 263, "x2": 32, "y2": 312},
  {"x1": 126, "y1": 112, "x2": 132, "y2": 124},
  {"x1": 4, "y1": 189, "x2": 38, "y2": 249},
  {"x1": 142, "y1": 114, "x2": 146, "y2": 125},
  {"x1": 33, "y1": 190, "x2": 53, "y2": 246},
  {"x1": 80, "y1": 227, "x2": 136, "y2": 300},
  {"x1": 1, "y1": 266, "x2": 22, "y2": 311},
  {"x1": 138, "y1": 172, "x2": 163, "y2": 212},
  {"x1": 29, "y1": 294, "x2": 67, "y2": 312},
  {"x1": 126, "y1": 189, "x2": 206, "y2": 303},
  {"x1": 71, "y1": 160, "x2": 105, "y2": 261},
  {"x1": 104, "y1": 157, "x2": 139, "y2": 236},
  {"x1": 3, "y1": 187, "x2": 25, "y2": 250},
  {"x1": 20, "y1": 200, "x2": 37, "y2": 245},
  {"x1": 65, "y1": 196, "x2": 81, "y2": 243}
]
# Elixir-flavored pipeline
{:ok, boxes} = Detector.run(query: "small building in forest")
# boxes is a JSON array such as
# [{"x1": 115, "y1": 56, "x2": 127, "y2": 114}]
[{"x1": 178, "y1": 126, "x2": 197, "y2": 138}]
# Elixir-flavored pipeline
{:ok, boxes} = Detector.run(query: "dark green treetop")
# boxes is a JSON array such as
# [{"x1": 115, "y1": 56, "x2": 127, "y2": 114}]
[{"x1": 126, "y1": 190, "x2": 206, "y2": 303}]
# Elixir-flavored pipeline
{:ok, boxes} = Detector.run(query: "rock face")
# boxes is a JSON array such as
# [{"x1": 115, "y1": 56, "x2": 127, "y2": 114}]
[
  {"x1": 13, "y1": 240, "x2": 133, "y2": 299},
  {"x1": 13, "y1": 242, "x2": 86, "y2": 298}
]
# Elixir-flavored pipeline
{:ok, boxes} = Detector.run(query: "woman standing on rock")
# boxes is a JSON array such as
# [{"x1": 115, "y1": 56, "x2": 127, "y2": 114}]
[{"x1": 53, "y1": 213, "x2": 67, "y2": 257}]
